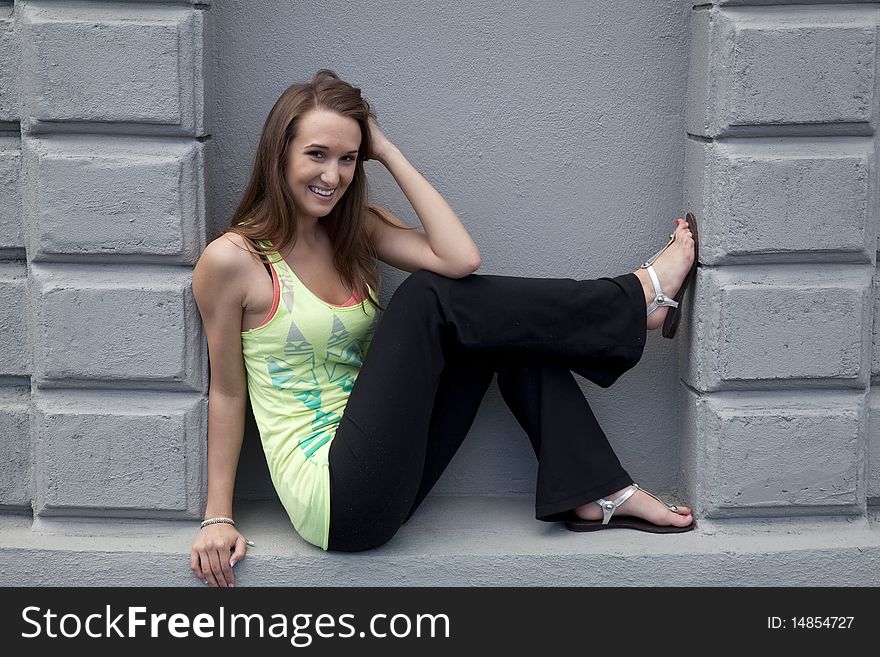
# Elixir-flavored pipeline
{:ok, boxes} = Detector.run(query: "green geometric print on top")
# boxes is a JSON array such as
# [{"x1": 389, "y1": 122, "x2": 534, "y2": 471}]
[
  {"x1": 239, "y1": 242, "x2": 378, "y2": 550},
  {"x1": 266, "y1": 307, "x2": 371, "y2": 458}
]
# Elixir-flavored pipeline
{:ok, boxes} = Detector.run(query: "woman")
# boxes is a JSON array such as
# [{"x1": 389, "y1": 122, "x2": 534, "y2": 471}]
[{"x1": 190, "y1": 70, "x2": 697, "y2": 587}]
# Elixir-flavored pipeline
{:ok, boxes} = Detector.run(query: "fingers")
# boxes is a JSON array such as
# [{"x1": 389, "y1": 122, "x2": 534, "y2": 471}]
[
  {"x1": 190, "y1": 549, "x2": 206, "y2": 583},
  {"x1": 199, "y1": 552, "x2": 220, "y2": 587},
  {"x1": 192, "y1": 525, "x2": 244, "y2": 587},
  {"x1": 229, "y1": 536, "x2": 248, "y2": 569},
  {"x1": 195, "y1": 548, "x2": 233, "y2": 587},
  {"x1": 207, "y1": 550, "x2": 232, "y2": 588}
]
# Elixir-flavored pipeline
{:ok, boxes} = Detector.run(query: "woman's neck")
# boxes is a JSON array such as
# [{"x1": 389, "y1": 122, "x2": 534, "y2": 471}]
[{"x1": 296, "y1": 214, "x2": 321, "y2": 243}]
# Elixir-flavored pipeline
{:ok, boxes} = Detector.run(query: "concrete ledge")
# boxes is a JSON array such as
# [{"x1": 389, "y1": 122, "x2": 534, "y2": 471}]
[{"x1": 1, "y1": 497, "x2": 879, "y2": 586}]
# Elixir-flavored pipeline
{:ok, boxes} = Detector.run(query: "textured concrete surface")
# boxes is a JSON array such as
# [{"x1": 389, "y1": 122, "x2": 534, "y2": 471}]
[
  {"x1": 0, "y1": 11, "x2": 16, "y2": 123},
  {"x1": 19, "y1": 1, "x2": 208, "y2": 135},
  {"x1": 685, "y1": 389, "x2": 866, "y2": 517},
  {"x1": 1, "y1": 497, "x2": 879, "y2": 586},
  {"x1": 30, "y1": 264, "x2": 206, "y2": 390},
  {"x1": 213, "y1": 0, "x2": 692, "y2": 500},
  {"x1": 685, "y1": 137, "x2": 875, "y2": 265},
  {"x1": 683, "y1": 3, "x2": 879, "y2": 530},
  {"x1": 1, "y1": 0, "x2": 879, "y2": 587},
  {"x1": 0, "y1": 262, "x2": 28, "y2": 376},
  {"x1": 23, "y1": 136, "x2": 205, "y2": 263},
  {"x1": 687, "y1": 5, "x2": 878, "y2": 138},
  {"x1": 868, "y1": 388, "x2": 880, "y2": 500},
  {"x1": 0, "y1": 386, "x2": 30, "y2": 509},
  {"x1": 32, "y1": 390, "x2": 205, "y2": 518},
  {"x1": 0, "y1": 137, "x2": 22, "y2": 252},
  {"x1": 684, "y1": 266, "x2": 872, "y2": 391},
  {"x1": 714, "y1": 1, "x2": 878, "y2": 5}
]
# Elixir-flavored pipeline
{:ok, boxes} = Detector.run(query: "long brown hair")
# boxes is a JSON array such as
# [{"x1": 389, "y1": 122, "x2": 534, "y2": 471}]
[{"x1": 225, "y1": 69, "x2": 393, "y2": 308}]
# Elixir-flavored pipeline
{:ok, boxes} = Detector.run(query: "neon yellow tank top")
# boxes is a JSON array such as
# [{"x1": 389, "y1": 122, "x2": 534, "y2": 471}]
[{"x1": 240, "y1": 245, "x2": 377, "y2": 549}]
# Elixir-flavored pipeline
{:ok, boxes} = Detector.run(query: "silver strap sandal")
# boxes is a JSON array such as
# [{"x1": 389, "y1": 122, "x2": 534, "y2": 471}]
[
  {"x1": 594, "y1": 483, "x2": 680, "y2": 525},
  {"x1": 639, "y1": 232, "x2": 679, "y2": 317}
]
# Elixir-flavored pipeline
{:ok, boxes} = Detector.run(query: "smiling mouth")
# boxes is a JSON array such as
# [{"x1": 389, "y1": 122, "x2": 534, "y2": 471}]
[{"x1": 308, "y1": 185, "x2": 336, "y2": 199}]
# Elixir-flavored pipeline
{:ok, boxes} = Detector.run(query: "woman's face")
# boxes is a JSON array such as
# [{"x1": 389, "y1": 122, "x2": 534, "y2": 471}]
[{"x1": 285, "y1": 108, "x2": 362, "y2": 220}]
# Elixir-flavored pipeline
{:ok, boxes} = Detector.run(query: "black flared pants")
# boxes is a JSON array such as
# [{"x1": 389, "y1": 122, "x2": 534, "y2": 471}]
[{"x1": 327, "y1": 270, "x2": 646, "y2": 552}]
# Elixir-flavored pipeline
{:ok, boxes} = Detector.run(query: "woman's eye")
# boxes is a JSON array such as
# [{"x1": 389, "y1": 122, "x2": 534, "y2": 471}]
[
  {"x1": 341, "y1": 155, "x2": 355, "y2": 163},
  {"x1": 308, "y1": 151, "x2": 324, "y2": 159}
]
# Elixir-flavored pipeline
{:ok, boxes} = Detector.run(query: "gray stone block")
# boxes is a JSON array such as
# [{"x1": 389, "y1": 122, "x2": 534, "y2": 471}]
[
  {"x1": 0, "y1": 14, "x2": 17, "y2": 123},
  {"x1": 0, "y1": 137, "x2": 22, "y2": 251},
  {"x1": 868, "y1": 388, "x2": 880, "y2": 499},
  {"x1": 688, "y1": 7, "x2": 877, "y2": 137},
  {"x1": 686, "y1": 389, "x2": 865, "y2": 516},
  {"x1": 20, "y1": 3, "x2": 207, "y2": 135},
  {"x1": 714, "y1": 1, "x2": 877, "y2": 5},
  {"x1": 873, "y1": 273, "x2": 880, "y2": 378},
  {"x1": 33, "y1": 390, "x2": 205, "y2": 517},
  {"x1": 30, "y1": 264, "x2": 205, "y2": 390},
  {"x1": 0, "y1": 387, "x2": 30, "y2": 509},
  {"x1": 23, "y1": 136, "x2": 205, "y2": 263},
  {"x1": 684, "y1": 137, "x2": 876, "y2": 265},
  {"x1": 0, "y1": 262, "x2": 28, "y2": 376},
  {"x1": 684, "y1": 266, "x2": 872, "y2": 391}
]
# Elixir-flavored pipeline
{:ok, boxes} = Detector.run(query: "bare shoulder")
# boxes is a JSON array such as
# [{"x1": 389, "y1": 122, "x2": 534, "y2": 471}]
[
  {"x1": 197, "y1": 232, "x2": 261, "y2": 273},
  {"x1": 193, "y1": 232, "x2": 263, "y2": 312}
]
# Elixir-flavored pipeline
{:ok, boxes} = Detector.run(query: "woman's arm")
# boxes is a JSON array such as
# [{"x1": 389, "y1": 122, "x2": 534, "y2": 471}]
[
  {"x1": 367, "y1": 119, "x2": 481, "y2": 278},
  {"x1": 189, "y1": 236, "x2": 251, "y2": 587}
]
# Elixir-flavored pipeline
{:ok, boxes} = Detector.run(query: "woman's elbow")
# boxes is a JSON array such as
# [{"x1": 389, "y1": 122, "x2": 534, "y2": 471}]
[
  {"x1": 466, "y1": 250, "x2": 481, "y2": 275},
  {"x1": 449, "y1": 250, "x2": 481, "y2": 278}
]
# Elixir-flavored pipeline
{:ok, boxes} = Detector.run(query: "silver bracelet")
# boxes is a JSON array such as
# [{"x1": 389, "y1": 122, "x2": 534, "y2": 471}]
[{"x1": 200, "y1": 517, "x2": 235, "y2": 529}]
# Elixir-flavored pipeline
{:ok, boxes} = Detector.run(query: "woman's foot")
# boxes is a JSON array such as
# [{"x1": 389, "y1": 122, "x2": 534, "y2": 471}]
[
  {"x1": 634, "y1": 218, "x2": 695, "y2": 331},
  {"x1": 574, "y1": 486, "x2": 694, "y2": 528}
]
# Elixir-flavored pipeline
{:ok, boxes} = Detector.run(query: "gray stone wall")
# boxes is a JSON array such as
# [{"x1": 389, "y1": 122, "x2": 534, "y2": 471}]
[
  {"x1": 212, "y1": 0, "x2": 695, "y2": 501},
  {"x1": 0, "y1": 0, "x2": 28, "y2": 512},
  {"x1": 683, "y1": 2, "x2": 879, "y2": 518},
  {"x1": 1, "y1": 0, "x2": 210, "y2": 520},
  {"x1": 0, "y1": 1, "x2": 878, "y2": 585}
]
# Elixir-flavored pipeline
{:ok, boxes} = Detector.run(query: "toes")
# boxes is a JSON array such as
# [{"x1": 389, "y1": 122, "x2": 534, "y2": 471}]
[
  {"x1": 669, "y1": 511, "x2": 694, "y2": 527},
  {"x1": 667, "y1": 505, "x2": 693, "y2": 527}
]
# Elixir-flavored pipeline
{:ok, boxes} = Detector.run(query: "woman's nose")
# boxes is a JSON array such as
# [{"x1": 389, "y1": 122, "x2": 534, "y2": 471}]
[{"x1": 321, "y1": 164, "x2": 339, "y2": 186}]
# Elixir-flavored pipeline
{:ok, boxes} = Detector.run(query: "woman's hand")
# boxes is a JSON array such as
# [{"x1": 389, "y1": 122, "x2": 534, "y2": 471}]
[
  {"x1": 190, "y1": 523, "x2": 248, "y2": 587},
  {"x1": 367, "y1": 117, "x2": 396, "y2": 164},
  {"x1": 364, "y1": 115, "x2": 481, "y2": 278}
]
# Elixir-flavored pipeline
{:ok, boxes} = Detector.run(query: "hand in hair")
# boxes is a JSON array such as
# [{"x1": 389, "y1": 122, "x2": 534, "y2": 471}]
[{"x1": 367, "y1": 117, "x2": 396, "y2": 164}]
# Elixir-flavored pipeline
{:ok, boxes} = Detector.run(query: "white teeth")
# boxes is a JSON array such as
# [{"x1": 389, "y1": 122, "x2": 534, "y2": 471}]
[{"x1": 309, "y1": 186, "x2": 334, "y2": 197}]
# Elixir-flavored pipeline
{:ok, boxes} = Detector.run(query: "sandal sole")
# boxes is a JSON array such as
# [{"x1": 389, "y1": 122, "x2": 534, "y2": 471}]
[
  {"x1": 661, "y1": 211, "x2": 699, "y2": 339},
  {"x1": 564, "y1": 516, "x2": 696, "y2": 534}
]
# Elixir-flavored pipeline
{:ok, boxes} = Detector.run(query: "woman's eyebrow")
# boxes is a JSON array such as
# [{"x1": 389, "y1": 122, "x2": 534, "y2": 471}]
[{"x1": 305, "y1": 142, "x2": 359, "y2": 154}]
